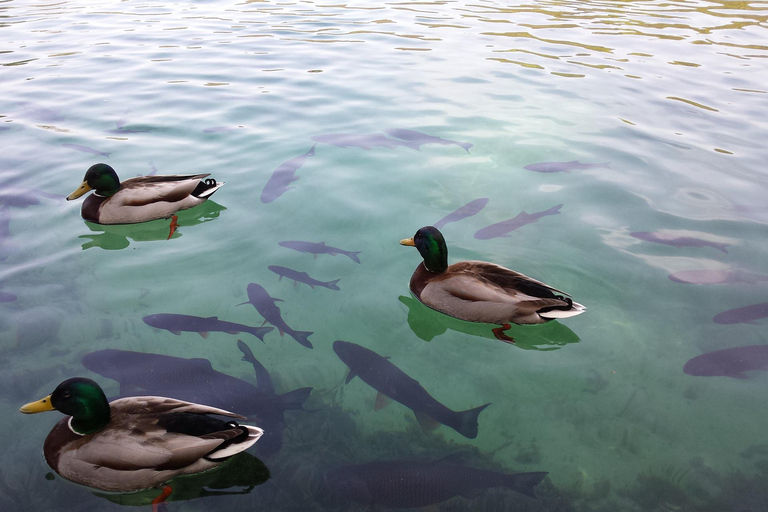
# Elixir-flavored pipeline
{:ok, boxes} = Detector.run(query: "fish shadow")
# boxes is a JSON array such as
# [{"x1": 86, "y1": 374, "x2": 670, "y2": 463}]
[
  {"x1": 399, "y1": 295, "x2": 580, "y2": 350},
  {"x1": 78, "y1": 201, "x2": 225, "y2": 250}
]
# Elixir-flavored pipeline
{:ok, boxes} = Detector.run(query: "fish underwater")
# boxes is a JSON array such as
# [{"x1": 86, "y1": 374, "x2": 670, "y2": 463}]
[
  {"x1": 0, "y1": 291, "x2": 16, "y2": 302},
  {"x1": 142, "y1": 313, "x2": 273, "y2": 340},
  {"x1": 630, "y1": 231, "x2": 729, "y2": 253},
  {"x1": 278, "y1": 240, "x2": 361, "y2": 264},
  {"x1": 668, "y1": 269, "x2": 768, "y2": 285},
  {"x1": 311, "y1": 133, "x2": 419, "y2": 151},
  {"x1": 268, "y1": 265, "x2": 341, "y2": 290},
  {"x1": 713, "y1": 303, "x2": 768, "y2": 325},
  {"x1": 238, "y1": 283, "x2": 314, "y2": 349},
  {"x1": 61, "y1": 143, "x2": 110, "y2": 157},
  {"x1": 332, "y1": 340, "x2": 490, "y2": 439},
  {"x1": 326, "y1": 459, "x2": 547, "y2": 508},
  {"x1": 384, "y1": 128, "x2": 473, "y2": 153},
  {"x1": 524, "y1": 160, "x2": 609, "y2": 173},
  {"x1": 683, "y1": 345, "x2": 768, "y2": 378},
  {"x1": 433, "y1": 198, "x2": 489, "y2": 230},
  {"x1": 82, "y1": 348, "x2": 312, "y2": 457},
  {"x1": 260, "y1": 144, "x2": 316, "y2": 203},
  {"x1": 474, "y1": 204, "x2": 562, "y2": 239}
]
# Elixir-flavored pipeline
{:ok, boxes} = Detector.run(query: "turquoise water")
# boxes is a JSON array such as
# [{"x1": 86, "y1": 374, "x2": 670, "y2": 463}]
[{"x1": 1, "y1": 0, "x2": 768, "y2": 510}]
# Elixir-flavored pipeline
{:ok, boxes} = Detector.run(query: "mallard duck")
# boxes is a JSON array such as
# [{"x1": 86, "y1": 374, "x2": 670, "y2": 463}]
[
  {"x1": 66, "y1": 163, "x2": 224, "y2": 224},
  {"x1": 20, "y1": 377, "x2": 263, "y2": 493},
  {"x1": 400, "y1": 226, "x2": 585, "y2": 342}
]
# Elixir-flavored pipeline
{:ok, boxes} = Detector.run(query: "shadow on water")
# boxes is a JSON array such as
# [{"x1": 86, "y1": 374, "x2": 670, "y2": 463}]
[
  {"x1": 78, "y1": 201, "x2": 225, "y2": 250},
  {"x1": 399, "y1": 295, "x2": 580, "y2": 350},
  {"x1": 91, "y1": 452, "x2": 269, "y2": 507}
]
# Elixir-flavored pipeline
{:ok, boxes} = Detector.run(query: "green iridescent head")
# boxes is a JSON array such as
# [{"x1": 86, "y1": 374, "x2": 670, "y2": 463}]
[
  {"x1": 67, "y1": 163, "x2": 121, "y2": 200},
  {"x1": 400, "y1": 226, "x2": 448, "y2": 273},
  {"x1": 20, "y1": 377, "x2": 111, "y2": 435}
]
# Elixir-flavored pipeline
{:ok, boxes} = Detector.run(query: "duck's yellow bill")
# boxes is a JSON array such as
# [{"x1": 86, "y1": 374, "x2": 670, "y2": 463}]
[
  {"x1": 20, "y1": 395, "x2": 55, "y2": 414},
  {"x1": 400, "y1": 237, "x2": 415, "y2": 246},
  {"x1": 66, "y1": 181, "x2": 92, "y2": 201}
]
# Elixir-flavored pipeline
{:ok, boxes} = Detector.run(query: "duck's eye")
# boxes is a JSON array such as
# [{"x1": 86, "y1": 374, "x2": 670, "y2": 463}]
[{"x1": 62, "y1": 392, "x2": 71, "y2": 398}]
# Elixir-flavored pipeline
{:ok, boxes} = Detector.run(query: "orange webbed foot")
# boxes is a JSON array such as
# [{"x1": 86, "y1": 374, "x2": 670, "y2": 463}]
[
  {"x1": 152, "y1": 485, "x2": 172, "y2": 512},
  {"x1": 167, "y1": 215, "x2": 178, "y2": 240},
  {"x1": 492, "y1": 323, "x2": 516, "y2": 344}
]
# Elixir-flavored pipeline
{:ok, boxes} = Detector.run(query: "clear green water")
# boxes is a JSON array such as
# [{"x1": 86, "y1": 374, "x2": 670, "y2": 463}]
[{"x1": 1, "y1": 0, "x2": 768, "y2": 510}]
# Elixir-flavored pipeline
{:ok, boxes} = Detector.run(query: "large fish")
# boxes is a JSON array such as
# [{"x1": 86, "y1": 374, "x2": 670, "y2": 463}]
[
  {"x1": 384, "y1": 128, "x2": 473, "y2": 153},
  {"x1": 433, "y1": 198, "x2": 488, "y2": 230},
  {"x1": 238, "y1": 283, "x2": 314, "y2": 348},
  {"x1": 260, "y1": 144, "x2": 316, "y2": 203},
  {"x1": 82, "y1": 348, "x2": 311, "y2": 457},
  {"x1": 326, "y1": 460, "x2": 547, "y2": 507},
  {"x1": 268, "y1": 265, "x2": 340, "y2": 290},
  {"x1": 278, "y1": 240, "x2": 361, "y2": 264},
  {"x1": 237, "y1": 340, "x2": 312, "y2": 456},
  {"x1": 332, "y1": 340, "x2": 490, "y2": 439},
  {"x1": 524, "y1": 160, "x2": 609, "y2": 173},
  {"x1": 668, "y1": 269, "x2": 768, "y2": 285},
  {"x1": 142, "y1": 313, "x2": 273, "y2": 340},
  {"x1": 713, "y1": 303, "x2": 768, "y2": 325},
  {"x1": 683, "y1": 345, "x2": 768, "y2": 378},
  {"x1": 630, "y1": 231, "x2": 729, "y2": 253},
  {"x1": 474, "y1": 204, "x2": 562, "y2": 239},
  {"x1": 311, "y1": 133, "x2": 419, "y2": 151}
]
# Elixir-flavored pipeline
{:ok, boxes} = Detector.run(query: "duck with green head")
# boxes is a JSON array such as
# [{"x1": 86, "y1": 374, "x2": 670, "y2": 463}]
[
  {"x1": 400, "y1": 226, "x2": 586, "y2": 342},
  {"x1": 66, "y1": 163, "x2": 224, "y2": 225},
  {"x1": 20, "y1": 378, "x2": 263, "y2": 493}
]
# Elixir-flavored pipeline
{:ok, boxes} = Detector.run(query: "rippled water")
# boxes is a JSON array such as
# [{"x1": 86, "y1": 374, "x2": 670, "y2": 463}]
[{"x1": 1, "y1": 0, "x2": 767, "y2": 510}]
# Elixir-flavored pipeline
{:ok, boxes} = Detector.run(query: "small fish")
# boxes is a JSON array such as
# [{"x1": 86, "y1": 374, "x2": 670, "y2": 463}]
[
  {"x1": 327, "y1": 460, "x2": 547, "y2": 507},
  {"x1": 142, "y1": 313, "x2": 273, "y2": 340},
  {"x1": 384, "y1": 128, "x2": 473, "y2": 153},
  {"x1": 713, "y1": 303, "x2": 768, "y2": 325},
  {"x1": 684, "y1": 345, "x2": 768, "y2": 378},
  {"x1": 167, "y1": 214, "x2": 178, "y2": 240},
  {"x1": 260, "y1": 145, "x2": 316, "y2": 204},
  {"x1": 668, "y1": 269, "x2": 768, "y2": 285},
  {"x1": 268, "y1": 265, "x2": 340, "y2": 290},
  {"x1": 279, "y1": 240, "x2": 361, "y2": 263},
  {"x1": 433, "y1": 198, "x2": 489, "y2": 230},
  {"x1": 333, "y1": 340, "x2": 490, "y2": 439},
  {"x1": 311, "y1": 133, "x2": 419, "y2": 151},
  {"x1": 630, "y1": 231, "x2": 729, "y2": 253},
  {"x1": 61, "y1": 143, "x2": 111, "y2": 157},
  {"x1": 237, "y1": 283, "x2": 313, "y2": 349},
  {"x1": 524, "y1": 160, "x2": 610, "y2": 173},
  {"x1": 474, "y1": 204, "x2": 562, "y2": 240}
]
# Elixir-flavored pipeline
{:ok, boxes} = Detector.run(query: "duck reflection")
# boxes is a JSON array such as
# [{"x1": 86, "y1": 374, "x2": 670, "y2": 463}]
[
  {"x1": 399, "y1": 295, "x2": 580, "y2": 350},
  {"x1": 78, "y1": 200, "x2": 225, "y2": 250},
  {"x1": 91, "y1": 452, "x2": 269, "y2": 507}
]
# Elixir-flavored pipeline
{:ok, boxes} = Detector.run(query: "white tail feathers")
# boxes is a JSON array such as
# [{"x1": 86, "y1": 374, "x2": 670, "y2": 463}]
[
  {"x1": 539, "y1": 301, "x2": 587, "y2": 319},
  {"x1": 210, "y1": 425, "x2": 263, "y2": 459}
]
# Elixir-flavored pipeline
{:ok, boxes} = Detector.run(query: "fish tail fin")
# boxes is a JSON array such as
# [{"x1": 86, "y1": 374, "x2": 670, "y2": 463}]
[
  {"x1": 278, "y1": 387, "x2": 313, "y2": 410},
  {"x1": 460, "y1": 142, "x2": 473, "y2": 153},
  {"x1": 248, "y1": 325, "x2": 274, "y2": 342},
  {"x1": 457, "y1": 403, "x2": 491, "y2": 439},
  {"x1": 504, "y1": 471, "x2": 548, "y2": 498},
  {"x1": 326, "y1": 279, "x2": 341, "y2": 290},
  {"x1": 292, "y1": 330, "x2": 314, "y2": 349},
  {"x1": 546, "y1": 204, "x2": 563, "y2": 215},
  {"x1": 346, "y1": 251, "x2": 362, "y2": 264},
  {"x1": 715, "y1": 243, "x2": 729, "y2": 253}
]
